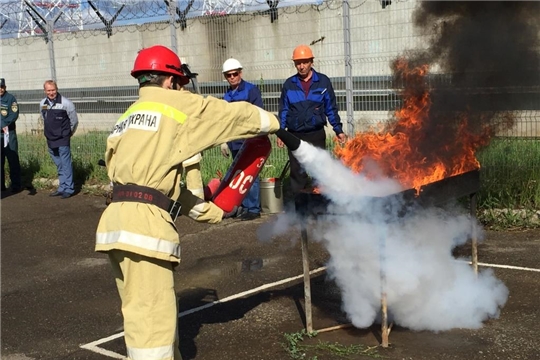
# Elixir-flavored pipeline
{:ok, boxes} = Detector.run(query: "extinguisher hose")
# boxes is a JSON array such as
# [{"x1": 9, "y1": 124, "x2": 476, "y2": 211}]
[{"x1": 276, "y1": 129, "x2": 301, "y2": 150}]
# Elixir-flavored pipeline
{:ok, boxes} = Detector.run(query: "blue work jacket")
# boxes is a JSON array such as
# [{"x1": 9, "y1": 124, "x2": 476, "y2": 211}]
[
  {"x1": 40, "y1": 94, "x2": 78, "y2": 148},
  {"x1": 278, "y1": 69, "x2": 343, "y2": 135},
  {"x1": 223, "y1": 80, "x2": 264, "y2": 151}
]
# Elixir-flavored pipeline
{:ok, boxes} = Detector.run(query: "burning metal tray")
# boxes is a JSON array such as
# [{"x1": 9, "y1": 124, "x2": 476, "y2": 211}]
[{"x1": 295, "y1": 169, "x2": 480, "y2": 218}]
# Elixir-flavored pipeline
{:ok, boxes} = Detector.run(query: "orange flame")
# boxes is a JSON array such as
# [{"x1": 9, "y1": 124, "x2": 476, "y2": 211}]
[{"x1": 335, "y1": 58, "x2": 495, "y2": 193}]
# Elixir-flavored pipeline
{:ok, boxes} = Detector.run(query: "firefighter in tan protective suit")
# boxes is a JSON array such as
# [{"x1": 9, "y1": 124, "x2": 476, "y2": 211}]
[{"x1": 95, "y1": 45, "x2": 281, "y2": 360}]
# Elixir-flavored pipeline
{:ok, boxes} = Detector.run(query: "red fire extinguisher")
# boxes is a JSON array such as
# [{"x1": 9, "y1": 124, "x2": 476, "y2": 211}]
[
  {"x1": 211, "y1": 136, "x2": 272, "y2": 213},
  {"x1": 204, "y1": 178, "x2": 221, "y2": 201}
]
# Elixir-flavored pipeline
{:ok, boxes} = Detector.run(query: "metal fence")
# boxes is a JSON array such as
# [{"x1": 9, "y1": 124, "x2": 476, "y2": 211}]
[{"x1": 1, "y1": 0, "x2": 539, "y2": 175}]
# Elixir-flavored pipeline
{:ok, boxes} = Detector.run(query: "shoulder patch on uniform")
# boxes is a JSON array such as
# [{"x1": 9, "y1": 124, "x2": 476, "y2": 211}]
[
  {"x1": 11, "y1": 102, "x2": 18, "y2": 113},
  {"x1": 110, "y1": 110, "x2": 161, "y2": 137}
]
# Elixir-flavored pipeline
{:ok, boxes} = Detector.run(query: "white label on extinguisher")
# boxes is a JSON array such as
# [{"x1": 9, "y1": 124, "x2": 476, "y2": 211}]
[
  {"x1": 239, "y1": 175, "x2": 254, "y2": 194},
  {"x1": 229, "y1": 170, "x2": 254, "y2": 194}
]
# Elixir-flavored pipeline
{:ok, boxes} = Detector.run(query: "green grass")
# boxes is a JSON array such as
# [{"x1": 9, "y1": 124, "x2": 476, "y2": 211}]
[
  {"x1": 11, "y1": 133, "x2": 540, "y2": 229},
  {"x1": 476, "y1": 138, "x2": 540, "y2": 229},
  {"x1": 477, "y1": 138, "x2": 540, "y2": 207},
  {"x1": 16, "y1": 131, "x2": 109, "y2": 189}
]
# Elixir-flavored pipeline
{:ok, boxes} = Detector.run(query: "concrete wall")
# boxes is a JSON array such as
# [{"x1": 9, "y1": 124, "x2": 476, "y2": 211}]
[
  {"x1": 1, "y1": 0, "x2": 538, "y2": 137},
  {"x1": 2, "y1": 0, "x2": 420, "y2": 88}
]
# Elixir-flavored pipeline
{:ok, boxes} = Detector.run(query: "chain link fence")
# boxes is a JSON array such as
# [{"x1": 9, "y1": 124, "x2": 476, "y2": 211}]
[{"x1": 1, "y1": 0, "x2": 539, "y2": 185}]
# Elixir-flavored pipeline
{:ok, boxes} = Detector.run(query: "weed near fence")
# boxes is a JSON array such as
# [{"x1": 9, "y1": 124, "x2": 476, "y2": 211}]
[
  {"x1": 477, "y1": 138, "x2": 540, "y2": 208},
  {"x1": 15, "y1": 132, "x2": 291, "y2": 188},
  {"x1": 476, "y1": 138, "x2": 540, "y2": 229},
  {"x1": 11, "y1": 133, "x2": 540, "y2": 228}
]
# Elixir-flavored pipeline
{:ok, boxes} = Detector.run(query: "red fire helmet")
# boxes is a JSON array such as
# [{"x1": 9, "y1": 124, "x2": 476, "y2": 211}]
[{"x1": 131, "y1": 45, "x2": 189, "y2": 85}]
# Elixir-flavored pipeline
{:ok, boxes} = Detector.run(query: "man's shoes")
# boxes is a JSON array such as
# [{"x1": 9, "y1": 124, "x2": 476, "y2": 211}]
[
  {"x1": 234, "y1": 206, "x2": 247, "y2": 218},
  {"x1": 61, "y1": 193, "x2": 72, "y2": 199},
  {"x1": 50, "y1": 191, "x2": 63, "y2": 197},
  {"x1": 240, "y1": 212, "x2": 261, "y2": 221},
  {"x1": 10, "y1": 187, "x2": 23, "y2": 193}
]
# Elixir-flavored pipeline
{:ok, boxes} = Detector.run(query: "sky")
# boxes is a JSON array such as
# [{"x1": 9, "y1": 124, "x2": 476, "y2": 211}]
[{"x1": 0, "y1": 0, "x2": 322, "y2": 37}]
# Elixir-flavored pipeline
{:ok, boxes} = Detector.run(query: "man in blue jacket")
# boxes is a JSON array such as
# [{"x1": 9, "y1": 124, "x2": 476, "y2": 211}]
[
  {"x1": 40, "y1": 80, "x2": 78, "y2": 199},
  {"x1": 1, "y1": 78, "x2": 22, "y2": 193},
  {"x1": 277, "y1": 45, "x2": 347, "y2": 193},
  {"x1": 220, "y1": 58, "x2": 263, "y2": 221}
]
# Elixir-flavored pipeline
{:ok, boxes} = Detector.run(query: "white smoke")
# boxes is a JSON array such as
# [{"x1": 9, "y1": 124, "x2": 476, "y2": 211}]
[{"x1": 262, "y1": 141, "x2": 508, "y2": 331}]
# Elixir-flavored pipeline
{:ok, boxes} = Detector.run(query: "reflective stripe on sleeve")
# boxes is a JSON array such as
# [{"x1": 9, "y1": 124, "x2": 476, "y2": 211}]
[
  {"x1": 96, "y1": 230, "x2": 181, "y2": 258},
  {"x1": 187, "y1": 201, "x2": 207, "y2": 220},
  {"x1": 258, "y1": 108, "x2": 271, "y2": 133},
  {"x1": 127, "y1": 344, "x2": 174, "y2": 360},
  {"x1": 182, "y1": 153, "x2": 202, "y2": 167},
  {"x1": 190, "y1": 187, "x2": 204, "y2": 198}
]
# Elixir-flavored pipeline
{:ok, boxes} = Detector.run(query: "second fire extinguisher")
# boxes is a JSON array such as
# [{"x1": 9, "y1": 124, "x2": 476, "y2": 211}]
[{"x1": 212, "y1": 136, "x2": 272, "y2": 213}]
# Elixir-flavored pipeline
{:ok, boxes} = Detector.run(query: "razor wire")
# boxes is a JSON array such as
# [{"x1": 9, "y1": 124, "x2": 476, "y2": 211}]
[{"x1": 0, "y1": 0, "x2": 395, "y2": 40}]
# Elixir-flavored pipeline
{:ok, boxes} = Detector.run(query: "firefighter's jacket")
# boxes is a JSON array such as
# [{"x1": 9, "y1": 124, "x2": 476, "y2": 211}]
[{"x1": 96, "y1": 86, "x2": 279, "y2": 263}]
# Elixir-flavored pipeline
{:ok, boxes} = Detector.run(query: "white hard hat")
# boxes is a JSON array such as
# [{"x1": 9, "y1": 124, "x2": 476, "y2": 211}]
[{"x1": 222, "y1": 58, "x2": 243, "y2": 73}]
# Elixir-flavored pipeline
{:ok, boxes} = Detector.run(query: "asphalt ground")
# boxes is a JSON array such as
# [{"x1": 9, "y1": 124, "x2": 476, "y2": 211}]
[{"x1": 1, "y1": 189, "x2": 539, "y2": 360}]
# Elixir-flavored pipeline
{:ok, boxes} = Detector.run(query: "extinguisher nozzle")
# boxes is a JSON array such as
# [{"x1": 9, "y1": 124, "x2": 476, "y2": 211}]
[{"x1": 276, "y1": 129, "x2": 301, "y2": 151}]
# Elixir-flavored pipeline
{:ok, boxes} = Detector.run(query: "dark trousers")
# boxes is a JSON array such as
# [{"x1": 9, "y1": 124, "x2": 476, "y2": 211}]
[
  {"x1": 288, "y1": 129, "x2": 326, "y2": 194},
  {"x1": 1, "y1": 143, "x2": 21, "y2": 190}
]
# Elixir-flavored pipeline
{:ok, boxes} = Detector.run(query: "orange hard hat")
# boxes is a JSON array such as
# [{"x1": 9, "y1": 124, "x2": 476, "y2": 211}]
[
  {"x1": 131, "y1": 45, "x2": 189, "y2": 85},
  {"x1": 292, "y1": 45, "x2": 314, "y2": 61}
]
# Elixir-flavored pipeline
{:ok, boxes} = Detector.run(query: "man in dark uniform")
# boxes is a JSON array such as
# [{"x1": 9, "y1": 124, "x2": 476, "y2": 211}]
[{"x1": 1, "y1": 78, "x2": 22, "y2": 193}]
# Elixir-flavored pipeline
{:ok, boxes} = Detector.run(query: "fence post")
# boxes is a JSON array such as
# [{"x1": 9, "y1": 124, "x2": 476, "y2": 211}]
[
  {"x1": 342, "y1": 0, "x2": 354, "y2": 136},
  {"x1": 47, "y1": 13, "x2": 62, "y2": 81},
  {"x1": 168, "y1": 0, "x2": 178, "y2": 52}
]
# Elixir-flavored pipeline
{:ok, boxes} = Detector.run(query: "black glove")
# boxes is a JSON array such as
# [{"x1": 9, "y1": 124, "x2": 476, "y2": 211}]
[
  {"x1": 222, "y1": 206, "x2": 238, "y2": 220},
  {"x1": 276, "y1": 129, "x2": 301, "y2": 150}
]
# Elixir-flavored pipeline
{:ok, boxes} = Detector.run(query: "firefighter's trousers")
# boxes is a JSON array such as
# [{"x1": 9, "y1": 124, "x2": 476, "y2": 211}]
[{"x1": 108, "y1": 250, "x2": 182, "y2": 360}]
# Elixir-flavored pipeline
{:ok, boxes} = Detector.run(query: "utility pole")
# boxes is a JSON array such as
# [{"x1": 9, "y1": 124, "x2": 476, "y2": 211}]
[
  {"x1": 168, "y1": 0, "x2": 178, "y2": 52},
  {"x1": 342, "y1": 0, "x2": 354, "y2": 135},
  {"x1": 24, "y1": 0, "x2": 62, "y2": 80},
  {"x1": 46, "y1": 12, "x2": 62, "y2": 80}
]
